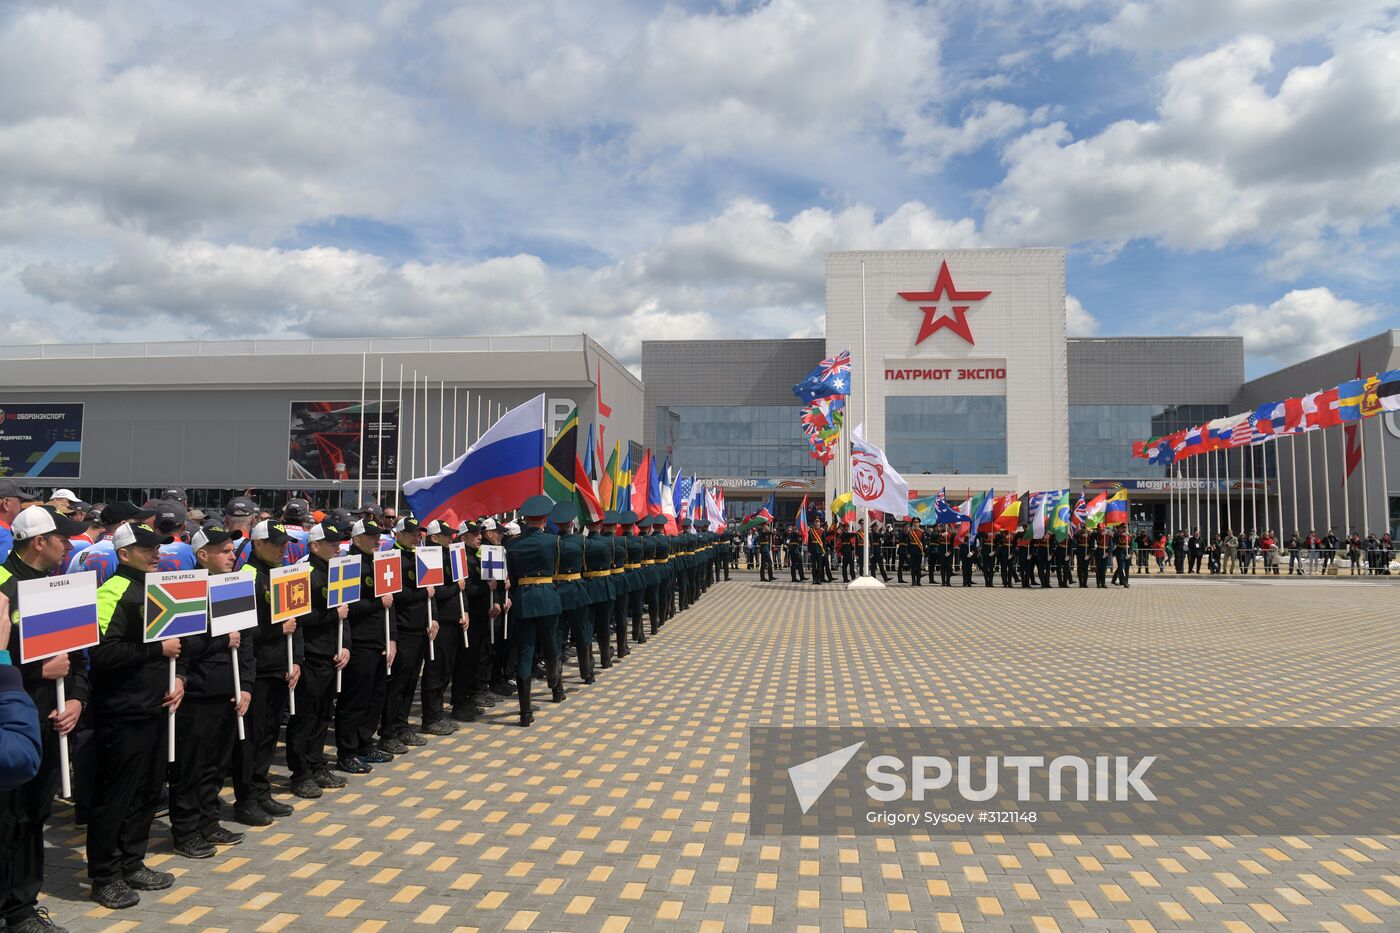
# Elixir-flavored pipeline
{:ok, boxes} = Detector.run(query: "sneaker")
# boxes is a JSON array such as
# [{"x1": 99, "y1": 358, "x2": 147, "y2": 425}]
[
  {"x1": 123, "y1": 866, "x2": 174, "y2": 891},
  {"x1": 379, "y1": 736, "x2": 409, "y2": 755},
  {"x1": 9, "y1": 907, "x2": 69, "y2": 933},
  {"x1": 258, "y1": 797, "x2": 294, "y2": 817},
  {"x1": 234, "y1": 802, "x2": 273, "y2": 827},
  {"x1": 471, "y1": 692, "x2": 497, "y2": 707},
  {"x1": 450, "y1": 707, "x2": 479, "y2": 723},
  {"x1": 203, "y1": 826, "x2": 245, "y2": 846},
  {"x1": 173, "y1": 837, "x2": 216, "y2": 859},
  {"x1": 422, "y1": 719, "x2": 456, "y2": 736},
  {"x1": 336, "y1": 756, "x2": 373, "y2": 774},
  {"x1": 91, "y1": 880, "x2": 140, "y2": 910},
  {"x1": 313, "y1": 769, "x2": 348, "y2": 789},
  {"x1": 489, "y1": 683, "x2": 513, "y2": 699},
  {"x1": 397, "y1": 729, "x2": 427, "y2": 747},
  {"x1": 363, "y1": 748, "x2": 394, "y2": 763},
  {"x1": 290, "y1": 778, "x2": 323, "y2": 799}
]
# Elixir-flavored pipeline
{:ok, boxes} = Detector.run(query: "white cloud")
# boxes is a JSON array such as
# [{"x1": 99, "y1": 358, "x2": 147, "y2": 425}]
[
  {"x1": 1208, "y1": 287, "x2": 1382, "y2": 366},
  {"x1": 1090, "y1": 0, "x2": 1396, "y2": 51},
  {"x1": 984, "y1": 30, "x2": 1400, "y2": 261},
  {"x1": 434, "y1": 0, "x2": 946, "y2": 161},
  {"x1": 1066, "y1": 294, "x2": 1098, "y2": 335},
  {"x1": 18, "y1": 198, "x2": 980, "y2": 364}
]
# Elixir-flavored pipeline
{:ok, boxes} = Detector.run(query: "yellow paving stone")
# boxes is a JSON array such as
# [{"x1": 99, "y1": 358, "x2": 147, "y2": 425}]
[
  {"x1": 976, "y1": 896, "x2": 1003, "y2": 916},
  {"x1": 326, "y1": 898, "x2": 364, "y2": 919},
  {"x1": 475, "y1": 891, "x2": 508, "y2": 910},
  {"x1": 565, "y1": 895, "x2": 594, "y2": 914},
  {"x1": 655, "y1": 901, "x2": 683, "y2": 920},
  {"x1": 255, "y1": 914, "x2": 298, "y2": 932},
  {"x1": 504, "y1": 911, "x2": 537, "y2": 930},
  {"x1": 797, "y1": 889, "x2": 820, "y2": 909},
  {"x1": 1342, "y1": 903, "x2": 1382, "y2": 923},
  {"x1": 1030, "y1": 917, "x2": 1061, "y2": 933},
  {"x1": 750, "y1": 905, "x2": 774, "y2": 925},
  {"x1": 168, "y1": 906, "x2": 213, "y2": 926}
]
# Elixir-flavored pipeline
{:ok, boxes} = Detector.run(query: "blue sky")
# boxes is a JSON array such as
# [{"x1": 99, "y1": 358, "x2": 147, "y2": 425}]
[{"x1": 1, "y1": 0, "x2": 1397, "y2": 376}]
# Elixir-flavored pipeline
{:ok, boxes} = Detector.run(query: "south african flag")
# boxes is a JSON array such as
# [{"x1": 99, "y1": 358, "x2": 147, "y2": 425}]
[{"x1": 145, "y1": 574, "x2": 209, "y2": 641}]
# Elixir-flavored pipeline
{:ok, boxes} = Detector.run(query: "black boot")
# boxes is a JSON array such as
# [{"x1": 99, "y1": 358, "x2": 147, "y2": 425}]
[
  {"x1": 549, "y1": 658, "x2": 566, "y2": 702},
  {"x1": 518, "y1": 679, "x2": 534, "y2": 727}
]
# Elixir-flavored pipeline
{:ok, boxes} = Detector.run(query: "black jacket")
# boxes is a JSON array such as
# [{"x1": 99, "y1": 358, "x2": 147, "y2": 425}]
[
  {"x1": 180, "y1": 623, "x2": 256, "y2": 700},
  {"x1": 345, "y1": 545, "x2": 395, "y2": 651},
  {"x1": 392, "y1": 545, "x2": 430, "y2": 634},
  {"x1": 306, "y1": 554, "x2": 354, "y2": 659},
  {"x1": 91, "y1": 563, "x2": 188, "y2": 721},
  {"x1": 246, "y1": 554, "x2": 306, "y2": 680}
]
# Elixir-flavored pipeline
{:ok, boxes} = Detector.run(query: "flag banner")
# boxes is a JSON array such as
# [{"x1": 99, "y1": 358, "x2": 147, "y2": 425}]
[
  {"x1": 1083, "y1": 491, "x2": 1109, "y2": 530},
  {"x1": 403, "y1": 393, "x2": 546, "y2": 525},
  {"x1": 831, "y1": 492, "x2": 855, "y2": 524},
  {"x1": 144, "y1": 569, "x2": 209, "y2": 642},
  {"x1": 207, "y1": 571, "x2": 258, "y2": 637},
  {"x1": 327, "y1": 554, "x2": 362, "y2": 609},
  {"x1": 544, "y1": 405, "x2": 579, "y2": 506},
  {"x1": 1029, "y1": 489, "x2": 1068, "y2": 538},
  {"x1": 449, "y1": 542, "x2": 469, "y2": 583},
  {"x1": 17, "y1": 571, "x2": 99, "y2": 663},
  {"x1": 974, "y1": 489, "x2": 999, "y2": 533},
  {"x1": 908, "y1": 494, "x2": 937, "y2": 523},
  {"x1": 1071, "y1": 493, "x2": 1088, "y2": 529},
  {"x1": 1050, "y1": 490, "x2": 1072, "y2": 542},
  {"x1": 849, "y1": 424, "x2": 909, "y2": 518},
  {"x1": 796, "y1": 495, "x2": 809, "y2": 544},
  {"x1": 373, "y1": 550, "x2": 402, "y2": 597},
  {"x1": 932, "y1": 488, "x2": 970, "y2": 526},
  {"x1": 575, "y1": 453, "x2": 605, "y2": 524},
  {"x1": 270, "y1": 564, "x2": 313, "y2": 624},
  {"x1": 993, "y1": 496, "x2": 1022, "y2": 532},
  {"x1": 1379, "y1": 370, "x2": 1400, "y2": 411},
  {"x1": 416, "y1": 546, "x2": 445, "y2": 588},
  {"x1": 793, "y1": 350, "x2": 852, "y2": 404},
  {"x1": 599, "y1": 442, "x2": 619, "y2": 510},
  {"x1": 1104, "y1": 489, "x2": 1130, "y2": 525},
  {"x1": 479, "y1": 544, "x2": 507, "y2": 581},
  {"x1": 800, "y1": 395, "x2": 845, "y2": 465}
]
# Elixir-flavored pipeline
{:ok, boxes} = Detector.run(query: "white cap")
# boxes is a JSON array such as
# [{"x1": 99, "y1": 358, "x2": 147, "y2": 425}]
[
  {"x1": 351, "y1": 519, "x2": 380, "y2": 537},
  {"x1": 423, "y1": 520, "x2": 450, "y2": 536},
  {"x1": 50, "y1": 488, "x2": 77, "y2": 501},
  {"x1": 504, "y1": 521, "x2": 521, "y2": 536},
  {"x1": 11, "y1": 506, "x2": 57, "y2": 540},
  {"x1": 479, "y1": 517, "x2": 499, "y2": 532}
]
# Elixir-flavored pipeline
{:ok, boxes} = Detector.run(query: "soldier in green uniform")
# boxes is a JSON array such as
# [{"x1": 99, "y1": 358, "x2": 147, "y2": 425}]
[
  {"x1": 549, "y1": 501, "x2": 587, "y2": 693},
  {"x1": 503, "y1": 495, "x2": 561, "y2": 727},
  {"x1": 675, "y1": 518, "x2": 693, "y2": 610},
  {"x1": 582, "y1": 511, "x2": 614, "y2": 674},
  {"x1": 694, "y1": 519, "x2": 712, "y2": 594},
  {"x1": 620, "y1": 512, "x2": 646, "y2": 644},
  {"x1": 604, "y1": 512, "x2": 630, "y2": 659},
  {"x1": 654, "y1": 516, "x2": 674, "y2": 625},
  {"x1": 640, "y1": 516, "x2": 663, "y2": 635}
]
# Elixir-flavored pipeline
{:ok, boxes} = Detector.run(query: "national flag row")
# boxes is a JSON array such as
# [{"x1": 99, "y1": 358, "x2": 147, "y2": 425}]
[
  {"x1": 1132, "y1": 369, "x2": 1400, "y2": 464},
  {"x1": 9, "y1": 547, "x2": 511, "y2": 664},
  {"x1": 904, "y1": 486, "x2": 1130, "y2": 541},
  {"x1": 793, "y1": 349, "x2": 851, "y2": 465}
]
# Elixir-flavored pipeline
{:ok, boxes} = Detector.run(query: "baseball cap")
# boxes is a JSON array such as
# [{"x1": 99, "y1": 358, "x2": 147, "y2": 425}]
[
  {"x1": 191, "y1": 524, "x2": 244, "y2": 550},
  {"x1": 153, "y1": 500, "x2": 188, "y2": 534},
  {"x1": 100, "y1": 501, "x2": 156, "y2": 526},
  {"x1": 503, "y1": 521, "x2": 521, "y2": 536},
  {"x1": 458, "y1": 521, "x2": 483, "y2": 535},
  {"x1": 50, "y1": 488, "x2": 78, "y2": 501},
  {"x1": 351, "y1": 519, "x2": 384, "y2": 538},
  {"x1": 251, "y1": 520, "x2": 292, "y2": 545},
  {"x1": 393, "y1": 517, "x2": 422, "y2": 534},
  {"x1": 423, "y1": 519, "x2": 453, "y2": 537},
  {"x1": 310, "y1": 522, "x2": 351, "y2": 543},
  {"x1": 12, "y1": 505, "x2": 90, "y2": 540},
  {"x1": 160, "y1": 487, "x2": 188, "y2": 503},
  {"x1": 0, "y1": 478, "x2": 24, "y2": 499},
  {"x1": 225, "y1": 496, "x2": 258, "y2": 518},
  {"x1": 478, "y1": 517, "x2": 499, "y2": 532},
  {"x1": 111, "y1": 521, "x2": 172, "y2": 549},
  {"x1": 282, "y1": 498, "x2": 311, "y2": 523}
]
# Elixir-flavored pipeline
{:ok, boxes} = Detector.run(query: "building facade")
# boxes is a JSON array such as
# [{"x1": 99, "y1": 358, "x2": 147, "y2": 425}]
[{"x1": 0, "y1": 334, "x2": 642, "y2": 512}]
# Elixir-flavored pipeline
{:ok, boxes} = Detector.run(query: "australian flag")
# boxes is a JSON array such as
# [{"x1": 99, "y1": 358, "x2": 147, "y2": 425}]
[
  {"x1": 793, "y1": 349, "x2": 852, "y2": 404},
  {"x1": 932, "y1": 488, "x2": 969, "y2": 525}
]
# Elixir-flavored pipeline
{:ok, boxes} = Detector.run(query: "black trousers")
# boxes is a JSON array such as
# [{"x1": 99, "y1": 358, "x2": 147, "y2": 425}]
[
  {"x1": 938, "y1": 558, "x2": 953, "y2": 586},
  {"x1": 235, "y1": 676, "x2": 288, "y2": 804},
  {"x1": 86, "y1": 716, "x2": 164, "y2": 886},
  {"x1": 1187, "y1": 553, "x2": 1202, "y2": 573},
  {"x1": 565, "y1": 604, "x2": 593, "y2": 676},
  {"x1": 2, "y1": 721, "x2": 63, "y2": 924},
  {"x1": 1112, "y1": 553, "x2": 1130, "y2": 586},
  {"x1": 759, "y1": 547, "x2": 773, "y2": 581},
  {"x1": 1094, "y1": 555, "x2": 1109, "y2": 587},
  {"x1": 613, "y1": 594, "x2": 630, "y2": 654},
  {"x1": 1076, "y1": 558, "x2": 1089, "y2": 587},
  {"x1": 643, "y1": 586, "x2": 661, "y2": 634},
  {"x1": 789, "y1": 547, "x2": 805, "y2": 580},
  {"x1": 962, "y1": 555, "x2": 975, "y2": 586},
  {"x1": 421, "y1": 621, "x2": 461, "y2": 725},
  {"x1": 1036, "y1": 557, "x2": 1051, "y2": 587},
  {"x1": 287, "y1": 655, "x2": 336, "y2": 779},
  {"x1": 1000, "y1": 557, "x2": 1013, "y2": 587},
  {"x1": 982, "y1": 559, "x2": 995, "y2": 587},
  {"x1": 335, "y1": 646, "x2": 386, "y2": 759},
  {"x1": 592, "y1": 599, "x2": 614, "y2": 666},
  {"x1": 171, "y1": 696, "x2": 236, "y2": 843},
  {"x1": 627, "y1": 587, "x2": 645, "y2": 640},
  {"x1": 383, "y1": 629, "x2": 426, "y2": 736},
  {"x1": 840, "y1": 551, "x2": 855, "y2": 582},
  {"x1": 870, "y1": 545, "x2": 887, "y2": 580},
  {"x1": 452, "y1": 613, "x2": 488, "y2": 709}
]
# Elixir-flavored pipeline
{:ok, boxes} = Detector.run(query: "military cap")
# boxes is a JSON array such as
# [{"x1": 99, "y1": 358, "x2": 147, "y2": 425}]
[
  {"x1": 602, "y1": 509, "x2": 621, "y2": 524},
  {"x1": 680, "y1": 517, "x2": 692, "y2": 527},
  {"x1": 695, "y1": 519, "x2": 710, "y2": 529},
  {"x1": 619, "y1": 510, "x2": 638, "y2": 525},
  {"x1": 520, "y1": 494, "x2": 555, "y2": 518},
  {"x1": 548, "y1": 500, "x2": 578, "y2": 526}
]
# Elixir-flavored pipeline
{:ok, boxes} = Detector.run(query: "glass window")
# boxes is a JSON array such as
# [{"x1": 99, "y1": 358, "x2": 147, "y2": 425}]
[
  {"x1": 656, "y1": 405, "x2": 814, "y2": 477},
  {"x1": 884, "y1": 396, "x2": 1007, "y2": 475},
  {"x1": 1069, "y1": 403, "x2": 1235, "y2": 478}
]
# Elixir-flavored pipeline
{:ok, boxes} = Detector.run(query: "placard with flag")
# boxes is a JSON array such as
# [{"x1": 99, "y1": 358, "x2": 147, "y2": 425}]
[
  {"x1": 207, "y1": 571, "x2": 258, "y2": 637},
  {"x1": 144, "y1": 570, "x2": 209, "y2": 642},
  {"x1": 449, "y1": 542, "x2": 469, "y2": 582},
  {"x1": 479, "y1": 544, "x2": 507, "y2": 581},
  {"x1": 327, "y1": 554, "x2": 361, "y2": 609},
  {"x1": 270, "y1": 564, "x2": 313, "y2": 624},
  {"x1": 16, "y1": 571, "x2": 99, "y2": 663},
  {"x1": 416, "y1": 546, "x2": 445, "y2": 588},
  {"x1": 373, "y1": 549, "x2": 402, "y2": 597}
]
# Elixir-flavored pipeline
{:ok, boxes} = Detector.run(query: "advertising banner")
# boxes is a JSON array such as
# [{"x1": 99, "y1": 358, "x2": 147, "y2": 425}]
[
  {"x1": 0, "y1": 403, "x2": 83, "y2": 478},
  {"x1": 288, "y1": 401, "x2": 399, "y2": 482}
]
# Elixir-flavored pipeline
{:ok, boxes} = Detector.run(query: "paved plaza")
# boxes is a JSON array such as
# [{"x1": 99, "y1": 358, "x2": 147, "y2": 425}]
[{"x1": 48, "y1": 575, "x2": 1400, "y2": 932}]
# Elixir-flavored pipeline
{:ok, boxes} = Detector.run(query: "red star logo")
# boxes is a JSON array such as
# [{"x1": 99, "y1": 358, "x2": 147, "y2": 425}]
[{"x1": 897, "y1": 261, "x2": 991, "y2": 345}]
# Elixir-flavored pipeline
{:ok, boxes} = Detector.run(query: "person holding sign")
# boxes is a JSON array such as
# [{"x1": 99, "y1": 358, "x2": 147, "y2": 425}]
[
  {"x1": 449, "y1": 523, "x2": 490, "y2": 723},
  {"x1": 170, "y1": 524, "x2": 252, "y2": 860},
  {"x1": 286, "y1": 522, "x2": 353, "y2": 799},
  {"x1": 86, "y1": 521, "x2": 183, "y2": 910},
  {"x1": 380, "y1": 518, "x2": 431, "y2": 754},
  {"x1": 418, "y1": 520, "x2": 461, "y2": 737},
  {"x1": 1, "y1": 506, "x2": 94, "y2": 933},
  {"x1": 232, "y1": 521, "x2": 302, "y2": 828},
  {"x1": 334, "y1": 520, "x2": 395, "y2": 774}
]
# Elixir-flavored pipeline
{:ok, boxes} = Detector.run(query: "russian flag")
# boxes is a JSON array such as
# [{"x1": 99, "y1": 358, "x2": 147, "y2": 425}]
[
  {"x1": 17, "y1": 571, "x2": 100, "y2": 663},
  {"x1": 404, "y1": 394, "x2": 545, "y2": 524}
]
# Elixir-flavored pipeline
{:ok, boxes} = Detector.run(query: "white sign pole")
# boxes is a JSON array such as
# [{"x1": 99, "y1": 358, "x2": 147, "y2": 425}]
[
  {"x1": 384, "y1": 606, "x2": 393, "y2": 674},
  {"x1": 55, "y1": 679, "x2": 71, "y2": 798},
  {"x1": 231, "y1": 645, "x2": 246, "y2": 740},
  {"x1": 286, "y1": 632, "x2": 296, "y2": 716},
  {"x1": 167, "y1": 658, "x2": 177, "y2": 763}
]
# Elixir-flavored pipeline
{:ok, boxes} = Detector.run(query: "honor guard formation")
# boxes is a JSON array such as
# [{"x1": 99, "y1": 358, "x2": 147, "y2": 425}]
[{"x1": 0, "y1": 481, "x2": 727, "y2": 929}]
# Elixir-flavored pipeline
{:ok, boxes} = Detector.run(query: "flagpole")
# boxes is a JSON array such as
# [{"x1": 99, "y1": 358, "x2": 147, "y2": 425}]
[
  {"x1": 1379, "y1": 413, "x2": 1391, "y2": 537},
  {"x1": 1322, "y1": 422, "x2": 1332, "y2": 533},
  {"x1": 1249, "y1": 443, "x2": 1257, "y2": 532},
  {"x1": 476, "y1": 394, "x2": 482, "y2": 446},
  {"x1": 439, "y1": 380, "x2": 446, "y2": 469},
  {"x1": 452, "y1": 386, "x2": 459, "y2": 463},
  {"x1": 1290, "y1": 433, "x2": 1299, "y2": 535},
  {"x1": 423, "y1": 375, "x2": 430, "y2": 481},
  {"x1": 1341, "y1": 422, "x2": 1351, "y2": 536},
  {"x1": 410, "y1": 370, "x2": 418, "y2": 491},
  {"x1": 376, "y1": 358, "x2": 385, "y2": 508},
  {"x1": 852, "y1": 259, "x2": 881, "y2": 589},
  {"x1": 358, "y1": 351, "x2": 367, "y2": 508},
  {"x1": 395, "y1": 364, "x2": 403, "y2": 513},
  {"x1": 1358, "y1": 411, "x2": 1370, "y2": 535},
  {"x1": 1274, "y1": 437, "x2": 1284, "y2": 540},
  {"x1": 1306, "y1": 427, "x2": 1315, "y2": 532},
  {"x1": 1222, "y1": 442, "x2": 1230, "y2": 533}
]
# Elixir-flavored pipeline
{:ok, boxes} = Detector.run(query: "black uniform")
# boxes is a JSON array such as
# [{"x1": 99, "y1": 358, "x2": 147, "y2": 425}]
[
  {"x1": 787, "y1": 530, "x2": 806, "y2": 581},
  {"x1": 287, "y1": 553, "x2": 352, "y2": 781},
  {"x1": 235, "y1": 553, "x2": 305, "y2": 807},
  {"x1": 382, "y1": 544, "x2": 429, "y2": 742},
  {"x1": 419, "y1": 550, "x2": 463, "y2": 729},
  {"x1": 960, "y1": 536, "x2": 977, "y2": 586},
  {"x1": 336, "y1": 545, "x2": 395, "y2": 763}
]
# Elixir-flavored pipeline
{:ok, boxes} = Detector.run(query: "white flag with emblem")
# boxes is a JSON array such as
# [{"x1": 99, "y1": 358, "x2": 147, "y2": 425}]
[{"x1": 849, "y1": 424, "x2": 909, "y2": 518}]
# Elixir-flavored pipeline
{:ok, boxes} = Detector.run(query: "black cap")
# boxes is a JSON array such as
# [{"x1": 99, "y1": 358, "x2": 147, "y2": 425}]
[
  {"x1": 251, "y1": 520, "x2": 292, "y2": 545},
  {"x1": 226, "y1": 496, "x2": 258, "y2": 518},
  {"x1": 520, "y1": 494, "x2": 555, "y2": 518},
  {"x1": 352, "y1": 519, "x2": 384, "y2": 538},
  {"x1": 112, "y1": 522, "x2": 172, "y2": 549},
  {"x1": 328, "y1": 508, "x2": 354, "y2": 528},
  {"x1": 548, "y1": 501, "x2": 578, "y2": 526},
  {"x1": 191, "y1": 524, "x2": 244, "y2": 549},
  {"x1": 160, "y1": 487, "x2": 187, "y2": 503},
  {"x1": 100, "y1": 500, "x2": 156, "y2": 526},
  {"x1": 0, "y1": 478, "x2": 23, "y2": 499},
  {"x1": 282, "y1": 498, "x2": 311, "y2": 523},
  {"x1": 310, "y1": 522, "x2": 352, "y2": 544},
  {"x1": 153, "y1": 500, "x2": 188, "y2": 534},
  {"x1": 458, "y1": 521, "x2": 483, "y2": 535},
  {"x1": 619, "y1": 510, "x2": 638, "y2": 525},
  {"x1": 393, "y1": 517, "x2": 422, "y2": 534}
]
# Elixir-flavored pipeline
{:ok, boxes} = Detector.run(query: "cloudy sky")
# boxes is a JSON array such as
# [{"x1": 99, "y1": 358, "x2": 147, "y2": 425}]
[{"x1": 2, "y1": 0, "x2": 1397, "y2": 375}]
